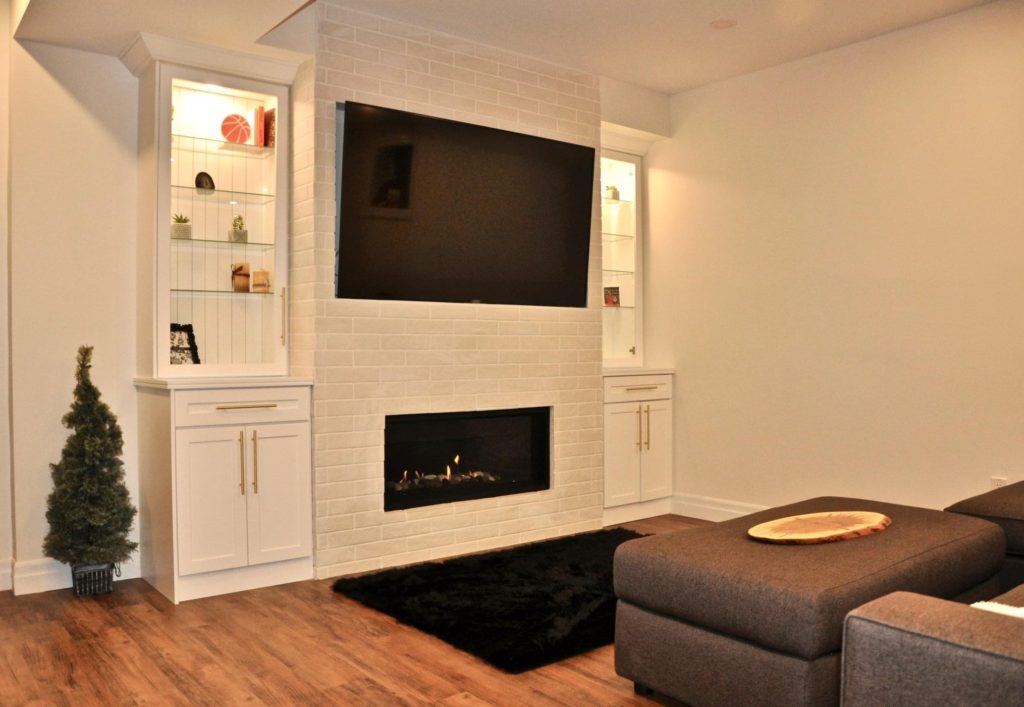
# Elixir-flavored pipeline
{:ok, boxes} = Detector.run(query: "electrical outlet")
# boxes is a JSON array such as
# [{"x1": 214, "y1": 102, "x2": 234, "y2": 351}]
[{"x1": 991, "y1": 476, "x2": 1008, "y2": 489}]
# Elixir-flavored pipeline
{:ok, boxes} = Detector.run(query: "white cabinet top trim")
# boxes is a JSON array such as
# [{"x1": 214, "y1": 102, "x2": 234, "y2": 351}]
[
  {"x1": 603, "y1": 367, "x2": 675, "y2": 378},
  {"x1": 120, "y1": 33, "x2": 301, "y2": 84},
  {"x1": 134, "y1": 376, "x2": 313, "y2": 391}
]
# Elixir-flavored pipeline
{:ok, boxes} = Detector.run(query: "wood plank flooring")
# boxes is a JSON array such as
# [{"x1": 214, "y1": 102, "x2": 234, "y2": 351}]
[{"x1": 0, "y1": 515, "x2": 708, "y2": 706}]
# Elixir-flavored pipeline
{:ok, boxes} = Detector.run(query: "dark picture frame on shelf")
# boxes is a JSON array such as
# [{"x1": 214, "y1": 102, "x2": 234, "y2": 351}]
[
  {"x1": 170, "y1": 323, "x2": 201, "y2": 365},
  {"x1": 603, "y1": 286, "x2": 620, "y2": 307}
]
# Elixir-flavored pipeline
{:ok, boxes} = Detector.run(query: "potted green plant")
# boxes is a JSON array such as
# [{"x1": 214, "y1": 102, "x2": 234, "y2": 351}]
[
  {"x1": 229, "y1": 214, "x2": 247, "y2": 243},
  {"x1": 171, "y1": 213, "x2": 192, "y2": 240},
  {"x1": 44, "y1": 346, "x2": 138, "y2": 596}
]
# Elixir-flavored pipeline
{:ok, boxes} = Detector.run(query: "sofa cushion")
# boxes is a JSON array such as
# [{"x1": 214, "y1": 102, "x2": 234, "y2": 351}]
[
  {"x1": 614, "y1": 497, "x2": 1004, "y2": 660},
  {"x1": 946, "y1": 481, "x2": 1024, "y2": 555}
]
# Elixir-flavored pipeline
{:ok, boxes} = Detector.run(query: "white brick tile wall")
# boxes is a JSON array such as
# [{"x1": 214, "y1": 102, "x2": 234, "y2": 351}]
[{"x1": 295, "y1": 1, "x2": 603, "y2": 579}]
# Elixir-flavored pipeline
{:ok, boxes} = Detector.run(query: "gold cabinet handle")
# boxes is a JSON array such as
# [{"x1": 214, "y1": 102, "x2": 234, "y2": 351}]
[
  {"x1": 645, "y1": 405, "x2": 651, "y2": 450},
  {"x1": 238, "y1": 430, "x2": 246, "y2": 495},
  {"x1": 251, "y1": 430, "x2": 259, "y2": 494},
  {"x1": 625, "y1": 385, "x2": 659, "y2": 392},
  {"x1": 280, "y1": 286, "x2": 287, "y2": 345},
  {"x1": 636, "y1": 405, "x2": 642, "y2": 449},
  {"x1": 216, "y1": 402, "x2": 278, "y2": 411}
]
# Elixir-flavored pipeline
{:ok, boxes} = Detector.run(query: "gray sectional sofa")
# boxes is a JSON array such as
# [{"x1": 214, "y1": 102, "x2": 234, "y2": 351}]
[
  {"x1": 947, "y1": 480, "x2": 1024, "y2": 590},
  {"x1": 842, "y1": 584, "x2": 1024, "y2": 706},
  {"x1": 614, "y1": 484, "x2": 1024, "y2": 706}
]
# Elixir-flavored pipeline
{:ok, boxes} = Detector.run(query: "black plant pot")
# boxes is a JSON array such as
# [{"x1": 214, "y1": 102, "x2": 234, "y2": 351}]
[{"x1": 71, "y1": 562, "x2": 119, "y2": 597}]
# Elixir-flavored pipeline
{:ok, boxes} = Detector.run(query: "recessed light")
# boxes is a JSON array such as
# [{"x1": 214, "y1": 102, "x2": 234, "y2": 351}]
[{"x1": 710, "y1": 18, "x2": 737, "y2": 30}]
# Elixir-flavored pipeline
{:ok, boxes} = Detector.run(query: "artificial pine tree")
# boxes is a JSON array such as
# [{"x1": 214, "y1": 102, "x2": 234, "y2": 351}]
[{"x1": 44, "y1": 346, "x2": 137, "y2": 579}]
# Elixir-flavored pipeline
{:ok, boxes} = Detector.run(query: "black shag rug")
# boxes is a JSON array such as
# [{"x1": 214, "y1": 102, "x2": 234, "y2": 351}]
[{"x1": 332, "y1": 528, "x2": 643, "y2": 673}]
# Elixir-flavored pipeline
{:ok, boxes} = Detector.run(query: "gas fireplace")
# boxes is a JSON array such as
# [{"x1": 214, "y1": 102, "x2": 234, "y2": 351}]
[{"x1": 384, "y1": 407, "x2": 551, "y2": 511}]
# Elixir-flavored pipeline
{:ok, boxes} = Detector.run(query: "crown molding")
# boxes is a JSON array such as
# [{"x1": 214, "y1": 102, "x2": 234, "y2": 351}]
[
  {"x1": 600, "y1": 121, "x2": 668, "y2": 155},
  {"x1": 120, "y1": 33, "x2": 300, "y2": 85}
]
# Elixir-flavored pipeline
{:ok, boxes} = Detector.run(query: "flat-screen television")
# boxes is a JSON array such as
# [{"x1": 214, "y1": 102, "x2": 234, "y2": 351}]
[{"x1": 336, "y1": 102, "x2": 595, "y2": 307}]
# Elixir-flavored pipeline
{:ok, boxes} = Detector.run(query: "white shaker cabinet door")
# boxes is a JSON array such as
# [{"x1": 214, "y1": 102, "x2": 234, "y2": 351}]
[
  {"x1": 245, "y1": 422, "x2": 313, "y2": 566},
  {"x1": 604, "y1": 402, "x2": 643, "y2": 508},
  {"x1": 175, "y1": 426, "x2": 249, "y2": 576}
]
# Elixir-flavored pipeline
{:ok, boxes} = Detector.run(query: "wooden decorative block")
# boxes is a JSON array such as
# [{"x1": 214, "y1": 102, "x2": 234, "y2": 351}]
[{"x1": 748, "y1": 511, "x2": 892, "y2": 545}]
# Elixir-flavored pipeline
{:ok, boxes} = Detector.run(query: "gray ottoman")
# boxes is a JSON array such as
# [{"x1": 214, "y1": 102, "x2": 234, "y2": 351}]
[
  {"x1": 946, "y1": 480, "x2": 1024, "y2": 590},
  {"x1": 614, "y1": 497, "x2": 1005, "y2": 707}
]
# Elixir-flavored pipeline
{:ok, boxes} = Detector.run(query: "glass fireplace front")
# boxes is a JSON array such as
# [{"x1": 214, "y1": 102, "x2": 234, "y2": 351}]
[{"x1": 384, "y1": 407, "x2": 551, "y2": 511}]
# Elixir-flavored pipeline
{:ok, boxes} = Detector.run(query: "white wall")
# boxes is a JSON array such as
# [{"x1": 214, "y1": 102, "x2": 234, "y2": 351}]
[
  {"x1": 9, "y1": 40, "x2": 138, "y2": 593},
  {"x1": 647, "y1": 0, "x2": 1024, "y2": 517},
  {"x1": 0, "y1": 0, "x2": 12, "y2": 591}
]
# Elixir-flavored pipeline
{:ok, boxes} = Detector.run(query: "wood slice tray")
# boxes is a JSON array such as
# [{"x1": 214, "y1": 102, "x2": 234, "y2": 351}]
[{"x1": 748, "y1": 511, "x2": 892, "y2": 545}]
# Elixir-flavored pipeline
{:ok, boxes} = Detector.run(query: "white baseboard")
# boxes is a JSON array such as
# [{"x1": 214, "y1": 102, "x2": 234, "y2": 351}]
[
  {"x1": 13, "y1": 556, "x2": 141, "y2": 596},
  {"x1": 602, "y1": 498, "x2": 673, "y2": 526},
  {"x1": 671, "y1": 493, "x2": 767, "y2": 522},
  {"x1": 13, "y1": 558, "x2": 69, "y2": 595},
  {"x1": 0, "y1": 557, "x2": 11, "y2": 591}
]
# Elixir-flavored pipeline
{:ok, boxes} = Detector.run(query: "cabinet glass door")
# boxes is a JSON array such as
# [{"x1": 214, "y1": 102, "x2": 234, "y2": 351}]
[
  {"x1": 168, "y1": 78, "x2": 282, "y2": 372},
  {"x1": 601, "y1": 151, "x2": 642, "y2": 365}
]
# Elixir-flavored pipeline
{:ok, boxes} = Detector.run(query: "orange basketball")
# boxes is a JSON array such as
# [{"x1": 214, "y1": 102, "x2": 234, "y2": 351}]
[{"x1": 221, "y1": 114, "x2": 251, "y2": 144}]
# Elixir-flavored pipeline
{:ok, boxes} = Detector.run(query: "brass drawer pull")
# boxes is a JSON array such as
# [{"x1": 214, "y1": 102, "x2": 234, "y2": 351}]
[
  {"x1": 238, "y1": 430, "x2": 246, "y2": 495},
  {"x1": 624, "y1": 385, "x2": 659, "y2": 392},
  {"x1": 216, "y1": 403, "x2": 279, "y2": 411},
  {"x1": 252, "y1": 430, "x2": 259, "y2": 494}
]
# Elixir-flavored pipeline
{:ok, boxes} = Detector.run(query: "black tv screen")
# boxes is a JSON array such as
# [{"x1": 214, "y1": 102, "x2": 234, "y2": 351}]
[{"x1": 336, "y1": 102, "x2": 595, "y2": 307}]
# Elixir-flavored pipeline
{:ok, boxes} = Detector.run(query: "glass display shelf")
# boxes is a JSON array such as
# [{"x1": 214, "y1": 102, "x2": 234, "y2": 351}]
[
  {"x1": 603, "y1": 305, "x2": 636, "y2": 310},
  {"x1": 171, "y1": 288, "x2": 275, "y2": 296},
  {"x1": 602, "y1": 197, "x2": 634, "y2": 206},
  {"x1": 171, "y1": 184, "x2": 275, "y2": 205},
  {"x1": 170, "y1": 238, "x2": 275, "y2": 250},
  {"x1": 603, "y1": 268, "x2": 636, "y2": 276},
  {"x1": 172, "y1": 133, "x2": 274, "y2": 158},
  {"x1": 603, "y1": 232, "x2": 635, "y2": 243}
]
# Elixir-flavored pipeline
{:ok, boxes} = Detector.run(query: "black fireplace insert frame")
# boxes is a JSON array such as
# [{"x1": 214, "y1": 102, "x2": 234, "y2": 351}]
[{"x1": 384, "y1": 406, "x2": 551, "y2": 511}]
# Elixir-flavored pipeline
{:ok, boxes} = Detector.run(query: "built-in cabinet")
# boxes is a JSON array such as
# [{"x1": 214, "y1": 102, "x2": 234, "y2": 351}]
[
  {"x1": 603, "y1": 372, "x2": 674, "y2": 520},
  {"x1": 125, "y1": 37, "x2": 311, "y2": 603},
  {"x1": 136, "y1": 380, "x2": 313, "y2": 603},
  {"x1": 123, "y1": 35, "x2": 293, "y2": 379}
]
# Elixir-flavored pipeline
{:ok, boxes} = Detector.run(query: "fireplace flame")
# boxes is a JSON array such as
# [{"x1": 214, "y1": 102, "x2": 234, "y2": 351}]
[{"x1": 388, "y1": 455, "x2": 500, "y2": 492}]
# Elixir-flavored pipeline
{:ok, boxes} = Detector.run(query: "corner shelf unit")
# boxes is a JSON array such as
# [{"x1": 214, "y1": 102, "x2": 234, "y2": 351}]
[{"x1": 130, "y1": 46, "x2": 292, "y2": 378}]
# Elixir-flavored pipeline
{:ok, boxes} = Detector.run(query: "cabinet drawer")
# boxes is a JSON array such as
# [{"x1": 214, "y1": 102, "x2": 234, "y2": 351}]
[
  {"x1": 604, "y1": 375, "x2": 672, "y2": 403},
  {"x1": 174, "y1": 387, "x2": 310, "y2": 428}
]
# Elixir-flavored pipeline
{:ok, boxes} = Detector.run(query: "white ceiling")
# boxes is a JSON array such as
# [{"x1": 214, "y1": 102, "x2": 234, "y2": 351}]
[
  {"x1": 333, "y1": 0, "x2": 994, "y2": 94},
  {"x1": 13, "y1": 0, "x2": 995, "y2": 94},
  {"x1": 13, "y1": 0, "x2": 310, "y2": 62}
]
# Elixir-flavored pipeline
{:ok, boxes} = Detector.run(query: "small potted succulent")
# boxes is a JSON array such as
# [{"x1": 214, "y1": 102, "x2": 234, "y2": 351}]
[
  {"x1": 229, "y1": 214, "x2": 248, "y2": 243},
  {"x1": 171, "y1": 213, "x2": 192, "y2": 240}
]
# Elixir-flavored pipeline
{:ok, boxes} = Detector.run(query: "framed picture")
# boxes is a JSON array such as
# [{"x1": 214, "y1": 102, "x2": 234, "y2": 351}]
[
  {"x1": 170, "y1": 323, "x2": 200, "y2": 365},
  {"x1": 604, "y1": 286, "x2": 620, "y2": 307}
]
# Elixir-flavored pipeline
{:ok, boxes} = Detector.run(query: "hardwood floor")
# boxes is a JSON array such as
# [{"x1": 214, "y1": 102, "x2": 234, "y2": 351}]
[{"x1": 0, "y1": 515, "x2": 708, "y2": 706}]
